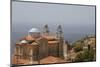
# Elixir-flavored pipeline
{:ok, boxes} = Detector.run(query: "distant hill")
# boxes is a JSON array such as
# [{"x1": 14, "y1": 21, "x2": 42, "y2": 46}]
[{"x1": 72, "y1": 35, "x2": 96, "y2": 46}]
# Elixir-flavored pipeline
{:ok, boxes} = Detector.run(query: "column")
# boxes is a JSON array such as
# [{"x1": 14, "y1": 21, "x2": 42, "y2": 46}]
[
  {"x1": 63, "y1": 40, "x2": 68, "y2": 60},
  {"x1": 29, "y1": 48, "x2": 33, "y2": 64}
]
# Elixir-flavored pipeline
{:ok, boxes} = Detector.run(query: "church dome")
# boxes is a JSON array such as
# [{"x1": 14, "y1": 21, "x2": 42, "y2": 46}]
[
  {"x1": 29, "y1": 28, "x2": 40, "y2": 33},
  {"x1": 28, "y1": 28, "x2": 41, "y2": 38},
  {"x1": 20, "y1": 40, "x2": 28, "y2": 44}
]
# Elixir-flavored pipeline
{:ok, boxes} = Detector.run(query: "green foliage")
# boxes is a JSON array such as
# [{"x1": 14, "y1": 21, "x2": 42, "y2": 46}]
[
  {"x1": 74, "y1": 52, "x2": 84, "y2": 62},
  {"x1": 72, "y1": 36, "x2": 95, "y2": 62},
  {"x1": 74, "y1": 49, "x2": 95, "y2": 62},
  {"x1": 73, "y1": 43, "x2": 83, "y2": 52},
  {"x1": 83, "y1": 49, "x2": 94, "y2": 61}
]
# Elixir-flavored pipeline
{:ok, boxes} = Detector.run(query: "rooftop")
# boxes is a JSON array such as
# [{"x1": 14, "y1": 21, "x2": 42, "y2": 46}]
[{"x1": 28, "y1": 28, "x2": 40, "y2": 33}]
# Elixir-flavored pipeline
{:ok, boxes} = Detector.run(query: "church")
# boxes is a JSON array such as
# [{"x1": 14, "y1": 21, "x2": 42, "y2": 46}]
[{"x1": 12, "y1": 25, "x2": 68, "y2": 64}]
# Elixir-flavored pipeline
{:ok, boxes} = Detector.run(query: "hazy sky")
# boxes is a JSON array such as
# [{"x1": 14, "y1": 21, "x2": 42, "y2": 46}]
[{"x1": 12, "y1": 1, "x2": 95, "y2": 46}]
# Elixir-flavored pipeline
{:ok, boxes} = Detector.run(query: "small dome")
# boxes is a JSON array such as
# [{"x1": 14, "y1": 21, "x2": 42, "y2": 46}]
[
  {"x1": 20, "y1": 40, "x2": 28, "y2": 44},
  {"x1": 28, "y1": 28, "x2": 40, "y2": 33}
]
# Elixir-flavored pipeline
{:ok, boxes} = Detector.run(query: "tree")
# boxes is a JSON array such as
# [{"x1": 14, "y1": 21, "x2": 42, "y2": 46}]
[
  {"x1": 73, "y1": 43, "x2": 83, "y2": 52},
  {"x1": 74, "y1": 52, "x2": 84, "y2": 62},
  {"x1": 74, "y1": 49, "x2": 94, "y2": 62},
  {"x1": 82, "y1": 49, "x2": 94, "y2": 61}
]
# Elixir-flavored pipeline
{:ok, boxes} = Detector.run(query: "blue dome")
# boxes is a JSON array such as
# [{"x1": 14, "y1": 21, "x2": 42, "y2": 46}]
[{"x1": 28, "y1": 28, "x2": 40, "y2": 33}]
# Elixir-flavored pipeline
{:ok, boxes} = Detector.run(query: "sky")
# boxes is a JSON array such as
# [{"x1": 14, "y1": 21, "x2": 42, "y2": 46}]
[{"x1": 11, "y1": 1, "x2": 95, "y2": 53}]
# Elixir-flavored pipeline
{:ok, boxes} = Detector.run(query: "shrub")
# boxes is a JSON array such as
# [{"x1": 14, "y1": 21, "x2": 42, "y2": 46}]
[
  {"x1": 73, "y1": 44, "x2": 83, "y2": 52},
  {"x1": 74, "y1": 52, "x2": 84, "y2": 62},
  {"x1": 74, "y1": 49, "x2": 94, "y2": 62}
]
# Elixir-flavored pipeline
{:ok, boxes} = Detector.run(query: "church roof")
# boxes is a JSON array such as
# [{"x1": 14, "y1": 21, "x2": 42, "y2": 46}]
[
  {"x1": 28, "y1": 28, "x2": 40, "y2": 33},
  {"x1": 25, "y1": 35, "x2": 35, "y2": 40},
  {"x1": 20, "y1": 40, "x2": 28, "y2": 44},
  {"x1": 40, "y1": 56, "x2": 66, "y2": 64},
  {"x1": 48, "y1": 41, "x2": 58, "y2": 44},
  {"x1": 31, "y1": 42, "x2": 38, "y2": 45},
  {"x1": 43, "y1": 35, "x2": 57, "y2": 40}
]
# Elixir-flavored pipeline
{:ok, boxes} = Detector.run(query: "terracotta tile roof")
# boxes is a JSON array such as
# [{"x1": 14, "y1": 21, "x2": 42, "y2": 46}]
[
  {"x1": 40, "y1": 56, "x2": 66, "y2": 64},
  {"x1": 31, "y1": 42, "x2": 38, "y2": 45},
  {"x1": 43, "y1": 36, "x2": 57, "y2": 40},
  {"x1": 25, "y1": 35, "x2": 35, "y2": 41},
  {"x1": 48, "y1": 41, "x2": 58, "y2": 44}
]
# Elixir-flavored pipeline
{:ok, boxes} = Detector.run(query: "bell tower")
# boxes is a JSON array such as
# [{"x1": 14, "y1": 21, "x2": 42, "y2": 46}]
[
  {"x1": 43, "y1": 24, "x2": 50, "y2": 35},
  {"x1": 56, "y1": 25, "x2": 64, "y2": 58},
  {"x1": 56, "y1": 25, "x2": 63, "y2": 38}
]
